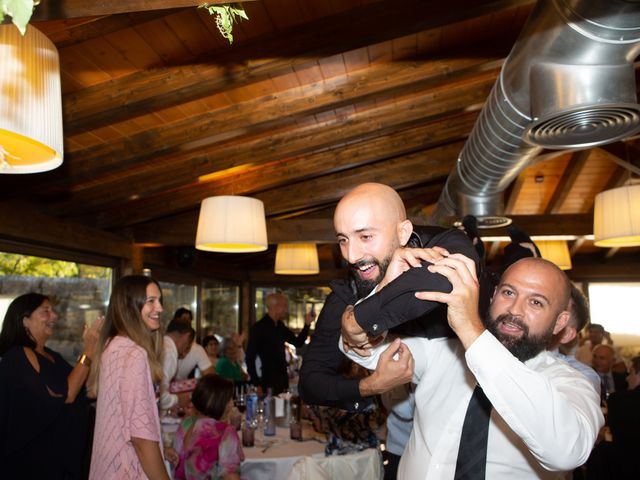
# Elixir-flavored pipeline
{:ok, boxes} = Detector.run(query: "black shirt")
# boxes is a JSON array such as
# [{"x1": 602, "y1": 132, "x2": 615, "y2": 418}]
[{"x1": 246, "y1": 314, "x2": 310, "y2": 395}]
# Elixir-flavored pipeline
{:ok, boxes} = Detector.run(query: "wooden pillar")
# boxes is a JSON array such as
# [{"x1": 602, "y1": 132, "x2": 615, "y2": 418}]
[
  {"x1": 122, "y1": 244, "x2": 145, "y2": 276},
  {"x1": 241, "y1": 280, "x2": 252, "y2": 335}
]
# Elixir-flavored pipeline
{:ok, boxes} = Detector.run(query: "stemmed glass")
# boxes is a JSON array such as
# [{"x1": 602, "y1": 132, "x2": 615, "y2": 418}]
[{"x1": 234, "y1": 385, "x2": 246, "y2": 413}]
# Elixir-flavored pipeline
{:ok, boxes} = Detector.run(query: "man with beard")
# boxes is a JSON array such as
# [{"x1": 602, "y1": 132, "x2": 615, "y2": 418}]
[
  {"x1": 299, "y1": 183, "x2": 477, "y2": 412},
  {"x1": 299, "y1": 183, "x2": 477, "y2": 480},
  {"x1": 343, "y1": 255, "x2": 603, "y2": 479}
]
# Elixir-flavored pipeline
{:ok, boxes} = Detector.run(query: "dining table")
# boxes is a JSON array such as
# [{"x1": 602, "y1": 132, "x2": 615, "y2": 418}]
[
  {"x1": 161, "y1": 417, "x2": 382, "y2": 480},
  {"x1": 242, "y1": 425, "x2": 382, "y2": 480},
  {"x1": 242, "y1": 425, "x2": 325, "y2": 479}
]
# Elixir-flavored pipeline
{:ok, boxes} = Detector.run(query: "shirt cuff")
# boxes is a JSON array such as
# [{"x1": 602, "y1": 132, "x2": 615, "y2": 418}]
[
  {"x1": 354, "y1": 294, "x2": 388, "y2": 336},
  {"x1": 465, "y1": 330, "x2": 513, "y2": 385}
]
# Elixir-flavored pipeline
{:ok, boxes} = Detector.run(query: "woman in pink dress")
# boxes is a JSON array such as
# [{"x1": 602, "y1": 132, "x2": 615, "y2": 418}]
[{"x1": 88, "y1": 275, "x2": 169, "y2": 479}]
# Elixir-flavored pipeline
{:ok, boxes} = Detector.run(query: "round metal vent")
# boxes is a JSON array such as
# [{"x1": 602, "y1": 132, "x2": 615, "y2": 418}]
[
  {"x1": 476, "y1": 216, "x2": 512, "y2": 229},
  {"x1": 525, "y1": 104, "x2": 640, "y2": 149},
  {"x1": 453, "y1": 216, "x2": 512, "y2": 230}
]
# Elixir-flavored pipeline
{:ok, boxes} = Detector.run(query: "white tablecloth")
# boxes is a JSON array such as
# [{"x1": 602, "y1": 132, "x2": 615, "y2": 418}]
[{"x1": 242, "y1": 426, "x2": 326, "y2": 480}]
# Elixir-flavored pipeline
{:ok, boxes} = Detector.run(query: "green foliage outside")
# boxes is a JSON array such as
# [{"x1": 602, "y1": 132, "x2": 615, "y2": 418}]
[{"x1": 0, "y1": 253, "x2": 110, "y2": 279}]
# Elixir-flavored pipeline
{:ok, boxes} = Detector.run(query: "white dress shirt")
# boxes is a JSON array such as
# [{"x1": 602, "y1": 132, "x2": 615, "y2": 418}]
[
  {"x1": 343, "y1": 331, "x2": 603, "y2": 479},
  {"x1": 160, "y1": 335, "x2": 178, "y2": 409},
  {"x1": 176, "y1": 343, "x2": 213, "y2": 380}
]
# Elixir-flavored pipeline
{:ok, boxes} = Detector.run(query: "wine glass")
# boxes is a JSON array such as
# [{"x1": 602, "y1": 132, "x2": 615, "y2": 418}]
[
  {"x1": 235, "y1": 393, "x2": 246, "y2": 414},
  {"x1": 233, "y1": 386, "x2": 247, "y2": 413}
]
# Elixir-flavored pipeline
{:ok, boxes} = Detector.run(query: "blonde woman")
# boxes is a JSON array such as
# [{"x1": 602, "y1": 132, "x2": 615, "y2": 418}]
[{"x1": 88, "y1": 275, "x2": 170, "y2": 480}]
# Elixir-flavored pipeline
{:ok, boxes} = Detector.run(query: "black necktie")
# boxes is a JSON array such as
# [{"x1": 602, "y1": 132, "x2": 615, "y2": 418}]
[{"x1": 454, "y1": 384, "x2": 493, "y2": 480}]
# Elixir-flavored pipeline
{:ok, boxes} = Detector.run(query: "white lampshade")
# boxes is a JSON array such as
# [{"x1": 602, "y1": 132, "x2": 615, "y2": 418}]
[
  {"x1": 195, "y1": 196, "x2": 268, "y2": 252},
  {"x1": 536, "y1": 240, "x2": 572, "y2": 270},
  {"x1": 275, "y1": 243, "x2": 319, "y2": 275},
  {"x1": 0, "y1": 24, "x2": 63, "y2": 173},
  {"x1": 594, "y1": 184, "x2": 640, "y2": 247}
]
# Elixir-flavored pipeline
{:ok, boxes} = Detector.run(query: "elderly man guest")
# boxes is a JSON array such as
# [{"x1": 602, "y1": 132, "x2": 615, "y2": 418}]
[
  {"x1": 246, "y1": 293, "x2": 313, "y2": 395},
  {"x1": 591, "y1": 343, "x2": 627, "y2": 401},
  {"x1": 343, "y1": 254, "x2": 603, "y2": 479}
]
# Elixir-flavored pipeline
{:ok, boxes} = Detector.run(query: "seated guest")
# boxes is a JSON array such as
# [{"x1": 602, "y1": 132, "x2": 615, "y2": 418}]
[
  {"x1": 161, "y1": 319, "x2": 196, "y2": 410},
  {"x1": 202, "y1": 334, "x2": 220, "y2": 365},
  {"x1": 88, "y1": 275, "x2": 169, "y2": 480},
  {"x1": 216, "y1": 336, "x2": 248, "y2": 383},
  {"x1": 169, "y1": 308, "x2": 214, "y2": 380},
  {"x1": 173, "y1": 374, "x2": 244, "y2": 480},
  {"x1": 0, "y1": 293, "x2": 101, "y2": 480},
  {"x1": 176, "y1": 338, "x2": 215, "y2": 379}
]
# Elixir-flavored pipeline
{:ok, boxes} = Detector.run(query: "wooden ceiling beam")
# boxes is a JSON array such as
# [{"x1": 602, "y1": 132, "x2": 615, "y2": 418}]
[
  {"x1": 597, "y1": 142, "x2": 640, "y2": 176},
  {"x1": 74, "y1": 112, "x2": 478, "y2": 228},
  {"x1": 97, "y1": 139, "x2": 462, "y2": 228},
  {"x1": 504, "y1": 175, "x2": 526, "y2": 215},
  {"x1": 544, "y1": 149, "x2": 591, "y2": 214},
  {"x1": 51, "y1": 74, "x2": 495, "y2": 218},
  {"x1": 129, "y1": 213, "x2": 596, "y2": 246},
  {"x1": 35, "y1": 10, "x2": 183, "y2": 48},
  {"x1": 11, "y1": 54, "x2": 502, "y2": 200},
  {"x1": 0, "y1": 201, "x2": 133, "y2": 258},
  {"x1": 31, "y1": 1, "x2": 255, "y2": 21},
  {"x1": 61, "y1": 51, "x2": 505, "y2": 186},
  {"x1": 60, "y1": 0, "x2": 532, "y2": 133}
]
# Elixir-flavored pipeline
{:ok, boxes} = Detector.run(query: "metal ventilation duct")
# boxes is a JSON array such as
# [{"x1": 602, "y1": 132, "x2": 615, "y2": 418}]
[{"x1": 432, "y1": 0, "x2": 640, "y2": 223}]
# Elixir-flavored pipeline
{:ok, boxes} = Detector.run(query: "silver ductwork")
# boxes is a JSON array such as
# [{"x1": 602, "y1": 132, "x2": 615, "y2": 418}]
[{"x1": 432, "y1": 0, "x2": 640, "y2": 224}]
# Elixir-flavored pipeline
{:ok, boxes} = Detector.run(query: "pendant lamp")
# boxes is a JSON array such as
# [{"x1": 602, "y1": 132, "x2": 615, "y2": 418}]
[
  {"x1": 594, "y1": 184, "x2": 640, "y2": 247},
  {"x1": 0, "y1": 24, "x2": 63, "y2": 173},
  {"x1": 195, "y1": 196, "x2": 268, "y2": 252},
  {"x1": 275, "y1": 243, "x2": 319, "y2": 275},
  {"x1": 536, "y1": 240, "x2": 572, "y2": 270}
]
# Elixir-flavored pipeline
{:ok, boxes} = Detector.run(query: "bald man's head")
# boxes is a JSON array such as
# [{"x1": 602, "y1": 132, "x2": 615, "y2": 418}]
[
  {"x1": 334, "y1": 183, "x2": 413, "y2": 297},
  {"x1": 485, "y1": 257, "x2": 572, "y2": 361}
]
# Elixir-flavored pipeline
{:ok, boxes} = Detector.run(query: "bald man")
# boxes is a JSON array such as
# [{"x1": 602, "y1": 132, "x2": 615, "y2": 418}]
[
  {"x1": 344, "y1": 256, "x2": 603, "y2": 479},
  {"x1": 246, "y1": 292, "x2": 313, "y2": 395},
  {"x1": 299, "y1": 183, "x2": 478, "y2": 411}
]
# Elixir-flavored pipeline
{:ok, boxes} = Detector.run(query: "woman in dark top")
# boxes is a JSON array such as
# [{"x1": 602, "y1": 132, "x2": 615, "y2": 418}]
[{"x1": 0, "y1": 293, "x2": 101, "y2": 480}]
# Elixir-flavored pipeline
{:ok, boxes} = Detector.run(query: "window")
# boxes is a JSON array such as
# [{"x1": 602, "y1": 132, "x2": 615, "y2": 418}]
[
  {"x1": 254, "y1": 286, "x2": 330, "y2": 331},
  {"x1": 588, "y1": 282, "x2": 640, "y2": 338},
  {"x1": 158, "y1": 280, "x2": 197, "y2": 327},
  {"x1": 0, "y1": 252, "x2": 113, "y2": 363},
  {"x1": 201, "y1": 281, "x2": 240, "y2": 337}
]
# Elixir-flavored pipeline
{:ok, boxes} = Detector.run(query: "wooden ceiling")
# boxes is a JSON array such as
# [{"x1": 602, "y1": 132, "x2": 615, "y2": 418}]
[{"x1": 1, "y1": 0, "x2": 639, "y2": 277}]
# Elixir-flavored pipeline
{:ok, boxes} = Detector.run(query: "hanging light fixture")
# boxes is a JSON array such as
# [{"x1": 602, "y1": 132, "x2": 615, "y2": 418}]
[
  {"x1": 536, "y1": 240, "x2": 572, "y2": 270},
  {"x1": 275, "y1": 243, "x2": 319, "y2": 275},
  {"x1": 594, "y1": 184, "x2": 640, "y2": 247},
  {"x1": 0, "y1": 24, "x2": 63, "y2": 173},
  {"x1": 195, "y1": 196, "x2": 268, "y2": 252}
]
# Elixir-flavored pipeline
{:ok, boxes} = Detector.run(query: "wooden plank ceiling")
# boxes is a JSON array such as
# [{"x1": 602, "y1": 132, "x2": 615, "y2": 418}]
[{"x1": 1, "y1": 0, "x2": 639, "y2": 274}]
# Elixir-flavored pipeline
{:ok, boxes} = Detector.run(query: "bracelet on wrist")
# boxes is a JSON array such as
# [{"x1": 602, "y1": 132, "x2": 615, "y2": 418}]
[{"x1": 77, "y1": 353, "x2": 92, "y2": 367}]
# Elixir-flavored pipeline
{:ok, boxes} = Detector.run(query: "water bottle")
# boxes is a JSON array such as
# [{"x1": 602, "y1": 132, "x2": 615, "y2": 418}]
[
  {"x1": 245, "y1": 386, "x2": 258, "y2": 424},
  {"x1": 264, "y1": 388, "x2": 276, "y2": 436}
]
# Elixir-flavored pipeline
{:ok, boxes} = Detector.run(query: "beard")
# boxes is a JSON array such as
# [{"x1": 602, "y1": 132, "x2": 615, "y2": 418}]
[
  {"x1": 349, "y1": 252, "x2": 394, "y2": 299},
  {"x1": 482, "y1": 312, "x2": 556, "y2": 362}
]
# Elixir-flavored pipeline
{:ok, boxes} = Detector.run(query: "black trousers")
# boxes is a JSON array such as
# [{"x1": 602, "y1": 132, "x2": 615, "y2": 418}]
[{"x1": 383, "y1": 451, "x2": 401, "y2": 480}]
